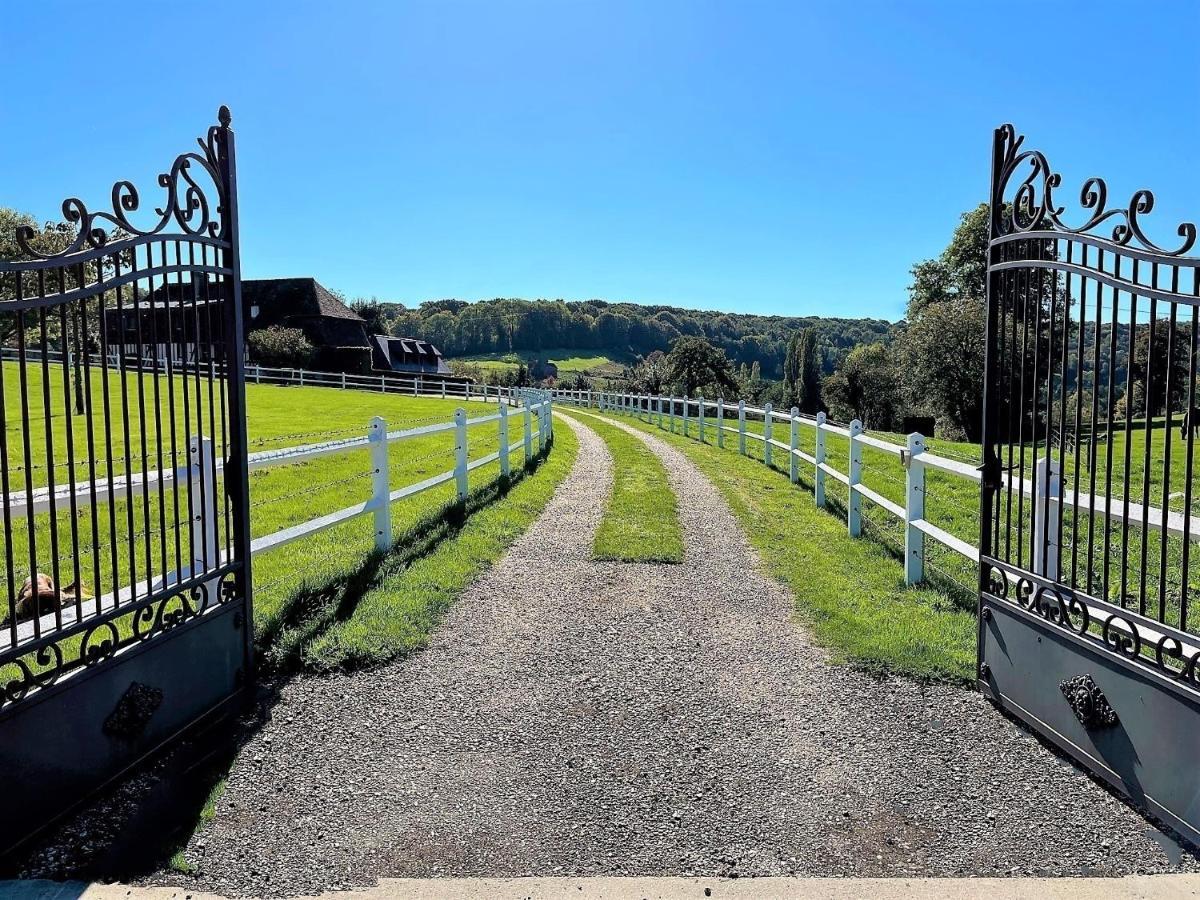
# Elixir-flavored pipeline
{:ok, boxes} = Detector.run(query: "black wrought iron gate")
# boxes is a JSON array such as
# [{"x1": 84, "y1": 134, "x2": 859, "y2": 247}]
[
  {"x1": 979, "y1": 124, "x2": 1200, "y2": 844},
  {"x1": 0, "y1": 108, "x2": 254, "y2": 856}
]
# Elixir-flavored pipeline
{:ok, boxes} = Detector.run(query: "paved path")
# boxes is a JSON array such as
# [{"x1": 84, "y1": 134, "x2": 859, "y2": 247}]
[{"x1": 19, "y1": 413, "x2": 1198, "y2": 897}]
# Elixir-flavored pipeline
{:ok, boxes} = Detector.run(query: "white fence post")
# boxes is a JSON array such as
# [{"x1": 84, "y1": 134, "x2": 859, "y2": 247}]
[
  {"x1": 763, "y1": 402, "x2": 774, "y2": 467},
  {"x1": 454, "y1": 408, "x2": 469, "y2": 502},
  {"x1": 441, "y1": 380, "x2": 447, "y2": 399},
  {"x1": 299, "y1": 368, "x2": 305, "y2": 387},
  {"x1": 340, "y1": 371, "x2": 346, "y2": 389},
  {"x1": 188, "y1": 435, "x2": 219, "y2": 589},
  {"x1": 682, "y1": 396, "x2": 691, "y2": 437},
  {"x1": 256, "y1": 365, "x2": 262, "y2": 384},
  {"x1": 523, "y1": 399, "x2": 534, "y2": 464},
  {"x1": 369, "y1": 416, "x2": 391, "y2": 552},
  {"x1": 1033, "y1": 456, "x2": 1062, "y2": 580},
  {"x1": 698, "y1": 396, "x2": 706, "y2": 443},
  {"x1": 814, "y1": 412, "x2": 827, "y2": 508},
  {"x1": 904, "y1": 432, "x2": 926, "y2": 586},
  {"x1": 499, "y1": 402, "x2": 510, "y2": 477},
  {"x1": 538, "y1": 402, "x2": 547, "y2": 452},
  {"x1": 738, "y1": 400, "x2": 747, "y2": 454},
  {"x1": 717, "y1": 398, "x2": 725, "y2": 448},
  {"x1": 789, "y1": 406, "x2": 800, "y2": 484},
  {"x1": 848, "y1": 419, "x2": 863, "y2": 537},
  {"x1": 668, "y1": 396, "x2": 676, "y2": 433}
]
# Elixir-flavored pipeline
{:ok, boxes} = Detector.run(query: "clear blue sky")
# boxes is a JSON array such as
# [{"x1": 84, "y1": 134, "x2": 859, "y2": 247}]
[{"x1": 2, "y1": 1, "x2": 1197, "y2": 322}]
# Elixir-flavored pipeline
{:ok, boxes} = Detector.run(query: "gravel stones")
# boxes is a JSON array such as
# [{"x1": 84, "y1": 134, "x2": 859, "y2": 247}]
[{"x1": 24, "y1": 413, "x2": 1198, "y2": 896}]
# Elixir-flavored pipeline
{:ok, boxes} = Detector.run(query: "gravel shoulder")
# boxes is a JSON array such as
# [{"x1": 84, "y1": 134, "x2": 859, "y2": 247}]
[{"x1": 24, "y1": 412, "x2": 1197, "y2": 897}]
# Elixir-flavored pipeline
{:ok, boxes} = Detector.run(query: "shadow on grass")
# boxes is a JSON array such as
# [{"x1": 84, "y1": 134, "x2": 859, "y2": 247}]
[
  {"x1": 3, "y1": 443, "x2": 556, "y2": 883},
  {"x1": 257, "y1": 444, "x2": 550, "y2": 674}
]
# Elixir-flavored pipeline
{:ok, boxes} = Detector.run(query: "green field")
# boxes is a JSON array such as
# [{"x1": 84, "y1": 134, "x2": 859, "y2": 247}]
[
  {"x1": 559, "y1": 409, "x2": 683, "y2": 564},
  {"x1": 451, "y1": 347, "x2": 632, "y2": 380},
  {"x1": 623, "y1": 399, "x2": 1200, "y2": 635},
  {"x1": 2, "y1": 361, "x2": 570, "y2": 672}
]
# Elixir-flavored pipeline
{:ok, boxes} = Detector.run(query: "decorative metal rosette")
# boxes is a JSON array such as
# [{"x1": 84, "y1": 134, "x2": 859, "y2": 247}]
[
  {"x1": 993, "y1": 124, "x2": 1197, "y2": 257},
  {"x1": 13, "y1": 107, "x2": 231, "y2": 261}
]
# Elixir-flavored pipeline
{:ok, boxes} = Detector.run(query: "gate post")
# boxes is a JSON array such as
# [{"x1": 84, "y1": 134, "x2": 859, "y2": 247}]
[
  {"x1": 499, "y1": 402, "x2": 510, "y2": 477},
  {"x1": 369, "y1": 417, "x2": 391, "y2": 552},
  {"x1": 764, "y1": 403, "x2": 774, "y2": 467},
  {"x1": 717, "y1": 398, "x2": 725, "y2": 448},
  {"x1": 815, "y1": 412, "x2": 827, "y2": 508},
  {"x1": 698, "y1": 396, "x2": 706, "y2": 443},
  {"x1": 188, "y1": 435, "x2": 219, "y2": 589},
  {"x1": 848, "y1": 419, "x2": 863, "y2": 537},
  {"x1": 905, "y1": 432, "x2": 926, "y2": 585},
  {"x1": 789, "y1": 407, "x2": 800, "y2": 483},
  {"x1": 738, "y1": 400, "x2": 747, "y2": 454},
  {"x1": 1033, "y1": 456, "x2": 1062, "y2": 580},
  {"x1": 454, "y1": 408, "x2": 469, "y2": 502}
]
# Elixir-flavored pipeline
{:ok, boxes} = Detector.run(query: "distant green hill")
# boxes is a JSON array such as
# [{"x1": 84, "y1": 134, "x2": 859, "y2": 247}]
[
  {"x1": 454, "y1": 348, "x2": 632, "y2": 379},
  {"x1": 374, "y1": 298, "x2": 896, "y2": 379}
]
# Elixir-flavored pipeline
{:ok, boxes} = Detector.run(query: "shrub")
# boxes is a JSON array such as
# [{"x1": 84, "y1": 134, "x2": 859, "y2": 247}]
[{"x1": 247, "y1": 326, "x2": 315, "y2": 369}]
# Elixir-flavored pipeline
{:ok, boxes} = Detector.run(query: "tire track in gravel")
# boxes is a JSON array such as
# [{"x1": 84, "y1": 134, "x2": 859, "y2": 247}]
[{"x1": 40, "y1": 411, "x2": 1193, "y2": 897}]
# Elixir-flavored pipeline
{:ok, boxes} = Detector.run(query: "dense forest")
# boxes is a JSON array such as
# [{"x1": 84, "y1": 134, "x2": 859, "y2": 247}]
[{"x1": 366, "y1": 298, "x2": 895, "y2": 378}]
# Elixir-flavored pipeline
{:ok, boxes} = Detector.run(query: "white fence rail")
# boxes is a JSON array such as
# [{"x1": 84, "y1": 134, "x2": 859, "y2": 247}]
[
  {"x1": 553, "y1": 388, "x2": 1200, "y2": 590},
  {"x1": 8, "y1": 392, "x2": 554, "y2": 649}
]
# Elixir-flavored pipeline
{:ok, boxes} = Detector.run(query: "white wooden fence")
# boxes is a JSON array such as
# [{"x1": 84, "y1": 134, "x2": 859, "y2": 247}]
[
  {"x1": 553, "y1": 389, "x2": 1200, "y2": 592},
  {"x1": 7, "y1": 392, "x2": 554, "y2": 650}
]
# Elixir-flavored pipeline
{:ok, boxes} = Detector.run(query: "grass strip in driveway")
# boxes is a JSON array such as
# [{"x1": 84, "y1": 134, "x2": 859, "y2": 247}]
[
  {"x1": 596, "y1": 411, "x2": 976, "y2": 683},
  {"x1": 560, "y1": 409, "x2": 683, "y2": 564}
]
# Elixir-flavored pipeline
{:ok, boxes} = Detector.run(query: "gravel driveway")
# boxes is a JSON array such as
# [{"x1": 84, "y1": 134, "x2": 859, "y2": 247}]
[{"x1": 24, "y1": 412, "x2": 1198, "y2": 896}]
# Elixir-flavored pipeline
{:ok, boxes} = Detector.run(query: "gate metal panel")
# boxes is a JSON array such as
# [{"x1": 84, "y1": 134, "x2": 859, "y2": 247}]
[
  {"x1": 0, "y1": 107, "x2": 253, "y2": 856},
  {"x1": 979, "y1": 124, "x2": 1200, "y2": 844}
]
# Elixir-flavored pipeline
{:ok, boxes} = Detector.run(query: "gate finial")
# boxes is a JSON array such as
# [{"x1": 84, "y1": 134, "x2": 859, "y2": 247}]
[{"x1": 219, "y1": 105, "x2": 232, "y2": 127}]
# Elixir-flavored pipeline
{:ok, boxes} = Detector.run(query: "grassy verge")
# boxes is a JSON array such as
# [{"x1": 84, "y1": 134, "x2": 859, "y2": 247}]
[
  {"x1": 595, "y1": 409, "x2": 977, "y2": 683},
  {"x1": 259, "y1": 421, "x2": 578, "y2": 671},
  {"x1": 559, "y1": 409, "x2": 682, "y2": 564}
]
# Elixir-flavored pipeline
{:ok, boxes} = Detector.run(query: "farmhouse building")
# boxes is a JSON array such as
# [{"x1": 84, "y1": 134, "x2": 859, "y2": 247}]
[{"x1": 370, "y1": 334, "x2": 452, "y2": 375}]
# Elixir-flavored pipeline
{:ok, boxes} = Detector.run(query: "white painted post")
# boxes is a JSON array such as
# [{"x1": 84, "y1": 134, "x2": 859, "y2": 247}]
[
  {"x1": 381, "y1": 374, "x2": 386, "y2": 393},
  {"x1": 188, "y1": 435, "x2": 219, "y2": 587},
  {"x1": 657, "y1": 395, "x2": 664, "y2": 429},
  {"x1": 789, "y1": 406, "x2": 800, "y2": 484},
  {"x1": 498, "y1": 402, "x2": 510, "y2": 477},
  {"x1": 255, "y1": 365, "x2": 261, "y2": 384},
  {"x1": 466, "y1": 381, "x2": 471, "y2": 402},
  {"x1": 905, "y1": 432, "x2": 926, "y2": 586},
  {"x1": 738, "y1": 400, "x2": 747, "y2": 454},
  {"x1": 698, "y1": 396, "x2": 706, "y2": 443},
  {"x1": 299, "y1": 369, "x2": 305, "y2": 387},
  {"x1": 340, "y1": 371, "x2": 346, "y2": 389},
  {"x1": 682, "y1": 396, "x2": 690, "y2": 437},
  {"x1": 523, "y1": 399, "x2": 534, "y2": 463},
  {"x1": 848, "y1": 419, "x2": 863, "y2": 537},
  {"x1": 1033, "y1": 456, "x2": 1062, "y2": 580},
  {"x1": 441, "y1": 380, "x2": 447, "y2": 399},
  {"x1": 763, "y1": 403, "x2": 774, "y2": 468},
  {"x1": 587, "y1": 390, "x2": 593, "y2": 408},
  {"x1": 538, "y1": 402, "x2": 547, "y2": 452},
  {"x1": 369, "y1": 417, "x2": 391, "y2": 551},
  {"x1": 454, "y1": 408, "x2": 469, "y2": 502},
  {"x1": 669, "y1": 396, "x2": 676, "y2": 433},
  {"x1": 814, "y1": 412, "x2": 827, "y2": 508},
  {"x1": 717, "y1": 398, "x2": 725, "y2": 448}
]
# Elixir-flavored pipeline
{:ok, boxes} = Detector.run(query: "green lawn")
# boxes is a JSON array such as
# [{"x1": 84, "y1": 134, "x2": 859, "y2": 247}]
[
  {"x1": 592, "y1": 407, "x2": 977, "y2": 682},
  {"x1": 452, "y1": 347, "x2": 632, "y2": 380},
  {"x1": 559, "y1": 409, "x2": 682, "y2": 564},
  {"x1": 3, "y1": 363, "x2": 571, "y2": 674}
]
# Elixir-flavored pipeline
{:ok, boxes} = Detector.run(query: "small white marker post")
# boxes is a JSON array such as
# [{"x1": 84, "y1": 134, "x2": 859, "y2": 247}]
[
  {"x1": 848, "y1": 419, "x2": 863, "y2": 537},
  {"x1": 498, "y1": 402, "x2": 510, "y2": 477},
  {"x1": 369, "y1": 416, "x2": 391, "y2": 551},
  {"x1": 1033, "y1": 455, "x2": 1062, "y2": 581},
  {"x1": 905, "y1": 432, "x2": 926, "y2": 586},
  {"x1": 454, "y1": 408, "x2": 469, "y2": 502},
  {"x1": 789, "y1": 406, "x2": 800, "y2": 484},
  {"x1": 738, "y1": 400, "x2": 747, "y2": 455},
  {"x1": 814, "y1": 412, "x2": 827, "y2": 508},
  {"x1": 763, "y1": 403, "x2": 774, "y2": 468},
  {"x1": 189, "y1": 435, "x2": 219, "y2": 596}
]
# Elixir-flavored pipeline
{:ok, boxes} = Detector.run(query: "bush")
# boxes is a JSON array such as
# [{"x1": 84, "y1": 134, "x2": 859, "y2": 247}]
[{"x1": 247, "y1": 326, "x2": 315, "y2": 369}]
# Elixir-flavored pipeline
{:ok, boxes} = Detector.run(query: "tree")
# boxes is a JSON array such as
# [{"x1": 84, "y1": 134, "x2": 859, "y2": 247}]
[
  {"x1": 823, "y1": 342, "x2": 901, "y2": 430},
  {"x1": 907, "y1": 204, "x2": 989, "y2": 318},
  {"x1": 796, "y1": 328, "x2": 822, "y2": 414},
  {"x1": 1129, "y1": 321, "x2": 1191, "y2": 419},
  {"x1": 350, "y1": 298, "x2": 389, "y2": 336},
  {"x1": 781, "y1": 333, "x2": 802, "y2": 408},
  {"x1": 664, "y1": 336, "x2": 738, "y2": 397},
  {"x1": 899, "y1": 297, "x2": 986, "y2": 440},
  {"x1": 247, "y1": 326, "x2": 315, "y2": 368}
]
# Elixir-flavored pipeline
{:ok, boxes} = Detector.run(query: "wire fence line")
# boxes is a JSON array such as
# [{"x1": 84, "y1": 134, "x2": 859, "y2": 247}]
[{"x1": 5, "y1": 389, "x2": 555, "y2": 653}]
